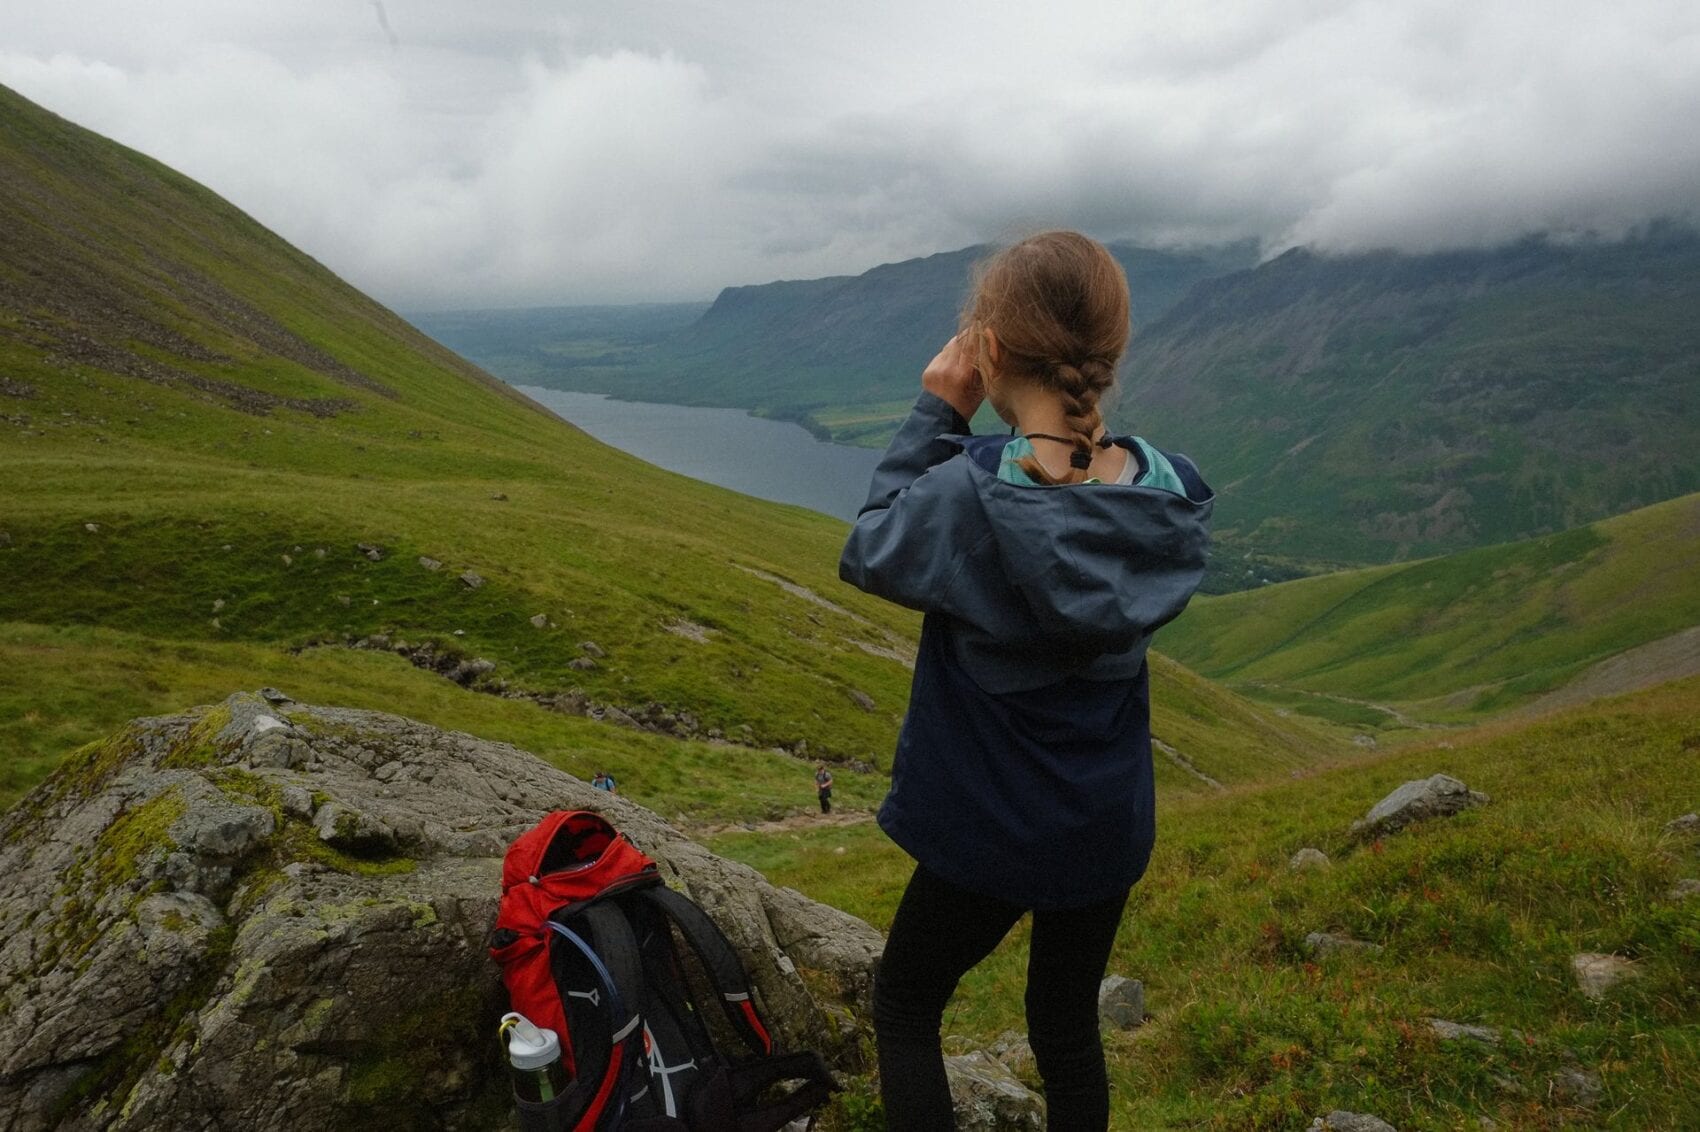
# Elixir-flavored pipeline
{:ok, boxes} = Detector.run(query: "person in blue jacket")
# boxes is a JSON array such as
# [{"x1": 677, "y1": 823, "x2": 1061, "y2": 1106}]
[{"x1": 839, "y1": 230, "x2": 1213, "y2": 1130}]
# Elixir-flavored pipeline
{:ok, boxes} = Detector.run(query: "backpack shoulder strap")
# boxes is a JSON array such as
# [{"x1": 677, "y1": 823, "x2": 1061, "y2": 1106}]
[
  {"x1": 544, "y1": 902, "x2": 647, "y2": 1129},
  {"x1": 635, "y1": 886, "x2": 774, "y2": 1056}
]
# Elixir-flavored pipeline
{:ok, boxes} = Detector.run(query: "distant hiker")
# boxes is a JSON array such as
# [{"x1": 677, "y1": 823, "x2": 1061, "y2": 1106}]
[
  {"x1": 814, "y1": 763, "x2": 834, "y2": 814},
  {"x1": 839, "y1": 230, "x2": 1213, "y2": 1131},
  {"x1": 591, "y1": 771, "x2": 617, "y2": 794}
]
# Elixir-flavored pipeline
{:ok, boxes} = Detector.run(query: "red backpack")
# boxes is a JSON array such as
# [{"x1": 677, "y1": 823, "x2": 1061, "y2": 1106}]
[{"x1": 490, "y1": 811, "x2": 838, "y2": 1131}]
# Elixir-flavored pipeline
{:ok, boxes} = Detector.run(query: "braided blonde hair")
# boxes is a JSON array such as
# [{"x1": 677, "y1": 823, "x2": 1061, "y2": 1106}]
[{"x1": 962, "y1": 231, "x2": 1131, "y2": 485}]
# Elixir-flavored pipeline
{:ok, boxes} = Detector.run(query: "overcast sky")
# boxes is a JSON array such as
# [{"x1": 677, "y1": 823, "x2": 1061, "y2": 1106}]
[{"x1": 3, "y1": 1, "x2": 1697, "y2": 308}]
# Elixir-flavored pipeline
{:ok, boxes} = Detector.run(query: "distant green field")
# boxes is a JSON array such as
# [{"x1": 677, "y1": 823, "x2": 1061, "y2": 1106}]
[
  {"x1": 714, "y1": 675, "x2": 1700, "y2": 1130},
  {"x1": 1161, "y1": 492, "x2": 1700, "y2": 719}
]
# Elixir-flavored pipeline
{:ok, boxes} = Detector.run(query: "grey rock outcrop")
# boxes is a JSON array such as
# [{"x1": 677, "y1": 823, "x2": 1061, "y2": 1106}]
[
  {"x1": 1550, "y1": 1064, "x2": 1603, "y2": 1105},
  {"x1": 1309, "y1": 1112, "x2": 1397, "y2": 1132},
  {"x1": 944, "y1": 1050, "x2": 1045, "y2": 1130},
  {"x1": 984, "y1": 1030, "x2": 1037, "y2": 1086},
  {"x1": 1428, "y1": 1018, "x2": 1520, "y2": 1046},
  {"x1": 0, "y1": 692, "x2": 883, "y2": 1131},
  {"x1": 1289, "y1": 847, "x2": 1332, "y2": 871},
  {"x1": 1304, "y1": 932, "x2": 1384, "y2": 957},
  {"x1": 1571, "y1": 952, "x2": 1637, "y2": 1000},
  {"x1": 1351, "y1": 774, "x2": 1489, "y2": 839},
  {"x1": 1666, "y1": 812, "x2": 1700, "y2": 835},
  {"x1": 1098, "y1": 974, "x2": 1145, "y2": 1029}
]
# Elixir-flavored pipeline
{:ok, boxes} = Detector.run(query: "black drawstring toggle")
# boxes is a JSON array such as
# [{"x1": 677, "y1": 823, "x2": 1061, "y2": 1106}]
[{"x1": 1023, "y1": 431, "x2": 1115, "y2": 472}]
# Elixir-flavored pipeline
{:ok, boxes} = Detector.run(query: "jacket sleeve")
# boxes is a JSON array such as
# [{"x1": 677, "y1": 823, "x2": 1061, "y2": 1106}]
[{"x1": 838, "y1": 391, "x2": 983, "y2": 614}]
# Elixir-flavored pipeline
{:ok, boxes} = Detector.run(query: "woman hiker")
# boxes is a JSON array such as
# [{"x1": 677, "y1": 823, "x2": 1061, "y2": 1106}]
[{"x1": 839, "y1": 230, "x2": 1213, "y2": 1130}]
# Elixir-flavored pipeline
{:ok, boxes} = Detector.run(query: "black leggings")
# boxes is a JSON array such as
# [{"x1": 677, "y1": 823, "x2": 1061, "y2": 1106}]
[{"x1": 872, "y1": 864, "x2": 1129, "y2": 1131}]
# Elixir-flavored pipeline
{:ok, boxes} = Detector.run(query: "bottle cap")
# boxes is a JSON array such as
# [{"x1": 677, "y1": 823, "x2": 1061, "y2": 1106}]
[{"x1": 500, "y1": 1011, "x2": 562, "y2": 1071}]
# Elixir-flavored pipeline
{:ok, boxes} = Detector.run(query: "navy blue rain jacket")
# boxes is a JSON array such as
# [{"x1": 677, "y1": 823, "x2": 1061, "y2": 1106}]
[{"x1": 839, "y1": 391, "x2": 1213, "y2": 908}]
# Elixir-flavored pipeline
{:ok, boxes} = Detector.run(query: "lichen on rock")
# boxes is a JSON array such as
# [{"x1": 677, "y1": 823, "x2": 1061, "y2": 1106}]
[{"x1": 0, "y1": 691, "x2": 883, "y2": 1130}]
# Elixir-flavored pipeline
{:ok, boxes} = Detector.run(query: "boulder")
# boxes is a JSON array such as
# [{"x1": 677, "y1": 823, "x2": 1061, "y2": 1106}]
[
  {"x1": 944, "y1": 1050, "x2": 1045, "y2": 1130},
  {"x1": 1309, "y1": 1112, "x2": 1397, "y2": 1132},
  {"x1": 0, "y1": 692, "x2": 883, "y2": 1131},
  {"x1": 1289, "y1": 847, "x2": 1332, "y2": 871},
  {"x1": 1666, "y1": 813, "x2": 1700, "y2": 835},
  {"x1": 1550, "y1": 1064, "x2": 1603, "y2": 1105},
  {"x1": 1351, "y1": 774, "x2": 1489, "y2": 839},
  {"x1": 1428, "y1": 1018, "x2": 1507, "y2": 1045},
  {"x1": 529, "y1": 613, "x2": 548, "y2": 629},
  {"x1": 1571, "y1": 952, "x2": 1637, "y2": 1000},
  {"x1": 459, "y1": 570, "x2": 484, "y2": 589},
  {"x1": 1304, "y1": 932, "x2": 1384, "y2": 957},
  {"x1": 448, "y1": 657, "x2": 496, "y2": 686},
  {"x1": 418, "y1": 556, "x2": 442, "y2": 572},
  {"x1": 984, "y1": 1030, "x2": 1038, "y2": 1086},
  {"x1": 1098, "y1": 974, "x2": 1145, "y2": 1029}
]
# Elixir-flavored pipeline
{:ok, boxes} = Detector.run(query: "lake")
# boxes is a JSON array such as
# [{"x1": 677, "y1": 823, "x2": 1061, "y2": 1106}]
[{"x1": 516, "y1": 387, "x2": 887, "y2": 522}]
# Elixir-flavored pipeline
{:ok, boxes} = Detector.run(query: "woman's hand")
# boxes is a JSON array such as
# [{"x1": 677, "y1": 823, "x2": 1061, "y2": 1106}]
[{"x1": 921, "y1": 332, "x2": 983, "y2": 421}]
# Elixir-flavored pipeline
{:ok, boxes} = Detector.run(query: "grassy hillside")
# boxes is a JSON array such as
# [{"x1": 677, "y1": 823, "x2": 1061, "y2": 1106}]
[
  {"x1": 0, "y1": 621, "x2": 894, "y2": 823},
  {"x1": 1118, "y1": 230, "x2": 1700, "y2": 565},
  {"x1": 1159, "y1": 492, "x2": 1700, "y2": 721},
  {"x1": 0, "y1": 80, "x2": 918, "y2": 774},
  {"x1": 714, "y1": 675, "x2": 1700, "y2": 1130},
  {"x1": 412, "y1": 242, "x2": 1255, "y2": 448},
  {"x1": 1148, "y1": 653, "x2": 1348, "y2": 790},
  {"x1": 0, "y1": 83, "x2": 1337, "y2": 824}
]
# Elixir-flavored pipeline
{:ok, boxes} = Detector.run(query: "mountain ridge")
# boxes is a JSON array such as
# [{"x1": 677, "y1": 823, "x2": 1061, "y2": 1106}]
[{"x1": 419, "y1": 225, "x2": 1700, "y2": 574}]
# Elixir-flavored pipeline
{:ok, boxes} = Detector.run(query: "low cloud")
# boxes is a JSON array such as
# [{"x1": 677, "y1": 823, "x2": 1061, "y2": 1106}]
[{"x1": 2, "y1": 1, "x2": 1697, "y2": 306}]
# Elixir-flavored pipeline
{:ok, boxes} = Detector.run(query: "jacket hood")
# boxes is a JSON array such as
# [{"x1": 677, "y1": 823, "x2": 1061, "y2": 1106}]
[
  {"x1": 948, "y1": 433, "x2": 1214, "y2": 658},
  {"x1": 838, "y1": 391, "x2": 1214, "y2": 694}
]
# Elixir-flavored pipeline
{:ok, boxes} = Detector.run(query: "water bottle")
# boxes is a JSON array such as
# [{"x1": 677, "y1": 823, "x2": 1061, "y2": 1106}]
[{"x1": 501, "y1": 1011, "x2": 571, "y2": 1103}]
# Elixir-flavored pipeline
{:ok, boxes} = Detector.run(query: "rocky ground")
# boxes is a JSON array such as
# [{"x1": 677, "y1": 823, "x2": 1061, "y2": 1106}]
[{"x1": 0, "y1": 690, "x2": 884, "y2": 1131}]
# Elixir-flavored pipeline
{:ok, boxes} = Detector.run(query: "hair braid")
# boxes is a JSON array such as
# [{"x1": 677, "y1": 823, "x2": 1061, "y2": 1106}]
[
  {"x1": 1014, "y1": 357, "x2": 1119, "y2": 484},
  {"x1": 964, "y1": 230, "x2": 1132, "y2": 486}
]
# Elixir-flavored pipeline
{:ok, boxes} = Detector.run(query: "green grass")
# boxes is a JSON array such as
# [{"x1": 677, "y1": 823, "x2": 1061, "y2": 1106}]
[
  {"x1": 0, "y1": 621, "x2": 887, "y2": 823},
  {"x1": 5, "y1": 80, "x2": 1700, "y2": 1130},
  {"x1": 712, "y1": 675, "x2": 1700, "y2": 1130},
  {"x1": 0, "y1": 80, "x2": 923, "y2": 775},
  {"x1": 1160, "y1": 493, "x2": 1700, "y2": 721},
  {"x1": 0, "y1": 86, "x2": 1341, "y2": 829}
]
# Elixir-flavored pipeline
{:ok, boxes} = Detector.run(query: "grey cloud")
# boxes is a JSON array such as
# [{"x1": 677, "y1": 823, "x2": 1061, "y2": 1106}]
[{"x1": 0, "y1": 1, "x2": 1696, "y2": 307}]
